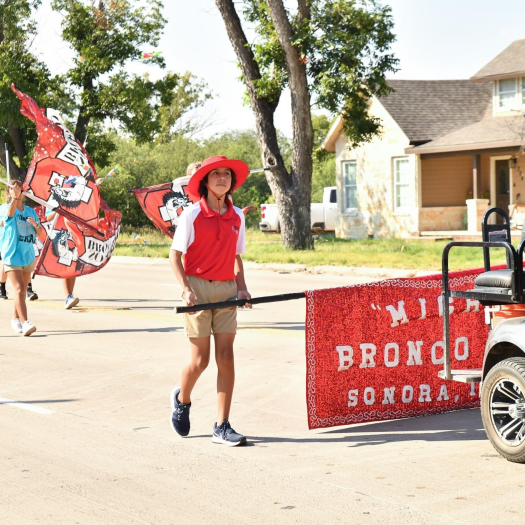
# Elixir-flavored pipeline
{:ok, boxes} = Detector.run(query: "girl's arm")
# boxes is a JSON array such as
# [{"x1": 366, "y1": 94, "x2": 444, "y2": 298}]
[
  {"x1": 235, "y1": 255, "x2": 252, "y2": 308},
  {"x1": 169, "y1": 249, "x2": 197, "y2": 313},
  {"x1": 27, "y1": 216, "x2": 42, "y2": 236},
  {"x1": 7, "y1": 185, "x2": 22, "y2": 218}
]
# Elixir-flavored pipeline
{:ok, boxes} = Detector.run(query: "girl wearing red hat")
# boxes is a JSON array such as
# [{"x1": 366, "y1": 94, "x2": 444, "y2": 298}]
[{"x1": 169, "y1": 155, "x2": 252, "y2": 446}]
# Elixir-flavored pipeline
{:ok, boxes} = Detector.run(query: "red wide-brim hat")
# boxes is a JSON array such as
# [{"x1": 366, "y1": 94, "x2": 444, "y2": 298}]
[{"x1": 187, "y1": 155, "x2": 249, "y2": 198}]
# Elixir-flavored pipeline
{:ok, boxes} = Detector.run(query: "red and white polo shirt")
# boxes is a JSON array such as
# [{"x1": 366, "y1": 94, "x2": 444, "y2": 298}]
[{"x1": 171, "y1": 196, "x2": 246, "y2": 281}]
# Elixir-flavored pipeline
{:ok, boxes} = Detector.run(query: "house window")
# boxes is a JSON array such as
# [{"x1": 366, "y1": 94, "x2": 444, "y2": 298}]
[
  {"x1": 342, "y1": 161, "x2": 357, "y2": 211},
  {"x1": 394, "y1": 157, "x2": 411, "y2": 209},
  {"x1": 498, "y1": 78, "x2": 517, "y2": 109}
]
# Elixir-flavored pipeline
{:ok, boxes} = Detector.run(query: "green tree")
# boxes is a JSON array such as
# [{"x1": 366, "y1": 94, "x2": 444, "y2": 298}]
[
  {"x1": 52, "y1": 0, "x2": 192, "y2": 164},
  {"x1": 100, "y1": 130, "x2": 273, "y2": 229},
  {"x1": 0, "y1": 0, "x2": 69, "y2": 180},
  {"x1": 215, "y1": 0, "x2": 398, "y2": 249},
  {"x1": 157, "y1": 72, "x2": 212, "y2": 143},
  {"x1": 0, "y1": 0, "x2": 210, "y2": 179}
]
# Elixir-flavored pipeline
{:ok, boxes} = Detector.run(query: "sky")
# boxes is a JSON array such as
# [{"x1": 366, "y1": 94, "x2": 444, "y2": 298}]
[{"x1": 31, "y1": 0, "x2": 525, "y2": 139}]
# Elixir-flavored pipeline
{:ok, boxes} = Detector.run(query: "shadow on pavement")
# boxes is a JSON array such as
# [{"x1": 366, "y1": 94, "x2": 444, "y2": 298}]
[
  {"x1": 250, "y1": 409, "x2": 486, "y2": 445},
  {"x1": 238, "y1": 321, "x2": 304, "y2": 331},
  {"x1": 40, "y1": 327, "x2": 179, "y2": 336},
  {"x1": 83, "y1": 299, "x2": 175, "y2": 304},
  {"x1": 72, "y1": 306, "x2": 174, "y2": 312},
  {"x1": 0, "y1": 398, "x2": 78, "y2": 405}
]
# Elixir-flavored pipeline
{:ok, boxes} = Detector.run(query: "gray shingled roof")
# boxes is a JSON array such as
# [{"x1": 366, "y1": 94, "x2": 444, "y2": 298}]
[
  {"x1": 471, "y1": 40, "x2": 525, "y2": 81},
  {"x1": 407, "y1": 115, "x2": 525, "y2": 155},
  {"x1": 381, "y1": 80, "x2": 493, "y2": 143}
]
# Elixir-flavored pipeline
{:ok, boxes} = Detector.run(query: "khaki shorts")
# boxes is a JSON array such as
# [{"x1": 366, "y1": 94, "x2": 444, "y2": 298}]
[
  {"x1": 4, "y1": 261, "x2": 35, "y2": 273},
  {"x1": 184, "y1": 276, "x2": 238, "y2": 338}
]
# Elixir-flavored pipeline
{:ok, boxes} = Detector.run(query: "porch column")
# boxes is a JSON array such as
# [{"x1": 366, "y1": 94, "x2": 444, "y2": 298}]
[
  {"x1": 472, "y1": 154, "x2": 480, "y2": 198},
  {"x1": 467, "y1": 154, "x2": 488, "y2": 232}
]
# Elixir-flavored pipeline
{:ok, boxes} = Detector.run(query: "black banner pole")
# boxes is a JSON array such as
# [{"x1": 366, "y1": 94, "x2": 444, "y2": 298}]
[{"x1": 175, "y1": 292, "x2": 305, "y2": 314}]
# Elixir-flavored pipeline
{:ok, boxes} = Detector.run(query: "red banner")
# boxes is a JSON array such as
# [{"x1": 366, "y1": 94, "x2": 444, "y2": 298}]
[
  {"x1": 12, "y1": 84, "x2": 100, "y2": 224},
  {"x1": 132, "y1": 176, "x2": 196, "y2": 238},
  {"x1": 305, "y1": 268, "x2": 489, "y2": 429}
]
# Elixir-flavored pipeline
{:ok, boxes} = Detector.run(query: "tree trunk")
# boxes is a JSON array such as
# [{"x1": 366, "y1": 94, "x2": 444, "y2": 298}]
[
  {"x1": 75, "y1": 76, "x2": 94, "y2": 145},
  {"x1": 8, "y1": 123, "x2": 27, "y2": 162},
  {"x1": 0, "y1": 136, "x2": 23, "y2": 181},
  {"x1": 75, "y1": 112, "x2": 90, "y2": 146},
  {"x1": 215, "y1": 0, "x2": 314, "y2": 250},
  {"x1": 266, "y1": 0, "x2": 314, "y2": 249}
]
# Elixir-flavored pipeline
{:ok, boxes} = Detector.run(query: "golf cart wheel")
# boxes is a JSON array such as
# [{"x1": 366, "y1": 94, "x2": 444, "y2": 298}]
[{"x1": 481, "y1": 357, "x2": 525, "y2": 463}]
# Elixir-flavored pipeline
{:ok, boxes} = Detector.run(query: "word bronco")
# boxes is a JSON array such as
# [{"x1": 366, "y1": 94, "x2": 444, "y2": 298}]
[
  {"x1": 81, "y1": 234, "x2": 119, "y2": 267},
  {"x1": 336, "y1": 335, "x2": 469, "y2": 371}
]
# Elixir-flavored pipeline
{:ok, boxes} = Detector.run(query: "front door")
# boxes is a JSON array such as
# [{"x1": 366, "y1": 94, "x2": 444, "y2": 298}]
[{"x1": 495, "y1": 160, "x2": 510, "y2": 224}]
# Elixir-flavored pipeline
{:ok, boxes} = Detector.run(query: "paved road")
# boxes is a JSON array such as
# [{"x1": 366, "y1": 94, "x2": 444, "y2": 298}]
[{"x1": 0, "y1": 260, "x2": 522, "y2": 524}]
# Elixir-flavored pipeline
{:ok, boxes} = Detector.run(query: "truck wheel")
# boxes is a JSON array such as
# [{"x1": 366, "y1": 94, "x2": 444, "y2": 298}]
[
  {"x1": 276, "y1": 221, "x2": 280, "y2": 233},
  {"x1": 481, "y1": 357, "x2": 525, "y2": 463}
]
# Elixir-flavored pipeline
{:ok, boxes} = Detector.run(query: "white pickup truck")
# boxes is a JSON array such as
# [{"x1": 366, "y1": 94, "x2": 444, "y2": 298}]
[{"x1": 259, "y1": 186, "x2": 337, "y2": 233}]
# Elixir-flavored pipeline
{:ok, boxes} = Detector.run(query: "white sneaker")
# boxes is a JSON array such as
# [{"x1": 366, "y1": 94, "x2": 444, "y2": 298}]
[
  {"x1": 11, "y1": 318, "x2": 23, "y2": 334},
  {"x1": 65, "y1": 295, "x2": 79, "y2": 310},
  {"x1": 22, "y1": 321, "x2": 36, "y2": 337}
]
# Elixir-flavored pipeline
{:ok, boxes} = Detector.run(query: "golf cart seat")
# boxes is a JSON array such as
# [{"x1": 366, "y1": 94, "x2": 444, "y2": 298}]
[
  {"x1": 474, "y1": 268, "x2": 514, "y2": 292},
  {"x1": 440, "y1": 208, "x2": 525, "y2": 385},
  {"x1": 471, "y1": 208, "x2": 524, "y2": 301}
]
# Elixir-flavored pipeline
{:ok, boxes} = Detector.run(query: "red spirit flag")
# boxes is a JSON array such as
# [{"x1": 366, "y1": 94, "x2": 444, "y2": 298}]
[
  {"x1": 131, "y1": 176, "x2": 196, "y2": 238},
  {"x1": 132, "y1": 176, "x2": 258, "y2": 238},
  {"x1": 305, "y1": 269, "x2": 489, "y2": 429},
  {"x1": 12, "y1": 84, "x2": 100, "y2": 224},
  {"x1": 34, "y1": 207, "x2": 121, "y2": 279}
]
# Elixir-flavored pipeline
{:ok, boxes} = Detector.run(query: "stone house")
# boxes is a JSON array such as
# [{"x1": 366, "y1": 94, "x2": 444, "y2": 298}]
[{"x1": 323, "y1": 39, "x2": 525, "y2": 239}]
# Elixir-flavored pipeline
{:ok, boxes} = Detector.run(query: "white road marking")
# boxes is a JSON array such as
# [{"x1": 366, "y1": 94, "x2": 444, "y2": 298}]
[{"x1": 0, "y1": 397, "x2": 53, "y2": 415}]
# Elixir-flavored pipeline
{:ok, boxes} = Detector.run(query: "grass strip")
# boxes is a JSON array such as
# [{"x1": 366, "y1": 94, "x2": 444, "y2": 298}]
[{"x1": 115, "y1": 227, "x2": 510, "y2": 271}]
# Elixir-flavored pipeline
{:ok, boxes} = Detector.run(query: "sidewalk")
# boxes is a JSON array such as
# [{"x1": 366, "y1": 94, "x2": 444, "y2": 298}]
[{"x1": 111, "y1": 255, "x2": 437, "y2": 279}]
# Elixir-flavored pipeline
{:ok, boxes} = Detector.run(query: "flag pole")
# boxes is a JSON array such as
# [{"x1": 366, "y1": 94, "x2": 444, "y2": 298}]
[
  {"x1": 249, "y1": 167, "x2": 271, "y2": 174},
  {"x1": 175, "y1": 292, "x2": 305, "y2": 314},
  {"x1": 5, "y1": 144, "x2": 10, "y2": 183}
]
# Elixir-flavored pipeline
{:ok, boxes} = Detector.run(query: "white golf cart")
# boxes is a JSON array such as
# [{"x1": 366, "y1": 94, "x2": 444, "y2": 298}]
[{"x1": 441, "y1": 207, "x2": 525, "y2": 463}]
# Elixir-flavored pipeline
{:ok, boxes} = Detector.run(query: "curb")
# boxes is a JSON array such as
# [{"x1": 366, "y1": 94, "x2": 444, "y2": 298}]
[{"x1": 111, "y1": 256, "x2": 437, "y2": 279}]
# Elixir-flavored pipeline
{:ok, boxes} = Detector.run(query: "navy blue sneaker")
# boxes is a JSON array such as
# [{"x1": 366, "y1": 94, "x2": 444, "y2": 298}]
[
  {"x1": 212, "y1": 420, "x2": 247, "y2": 447},
  {"x1": 170, "y1": 387, "x2": 191, "y2": 437}
]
